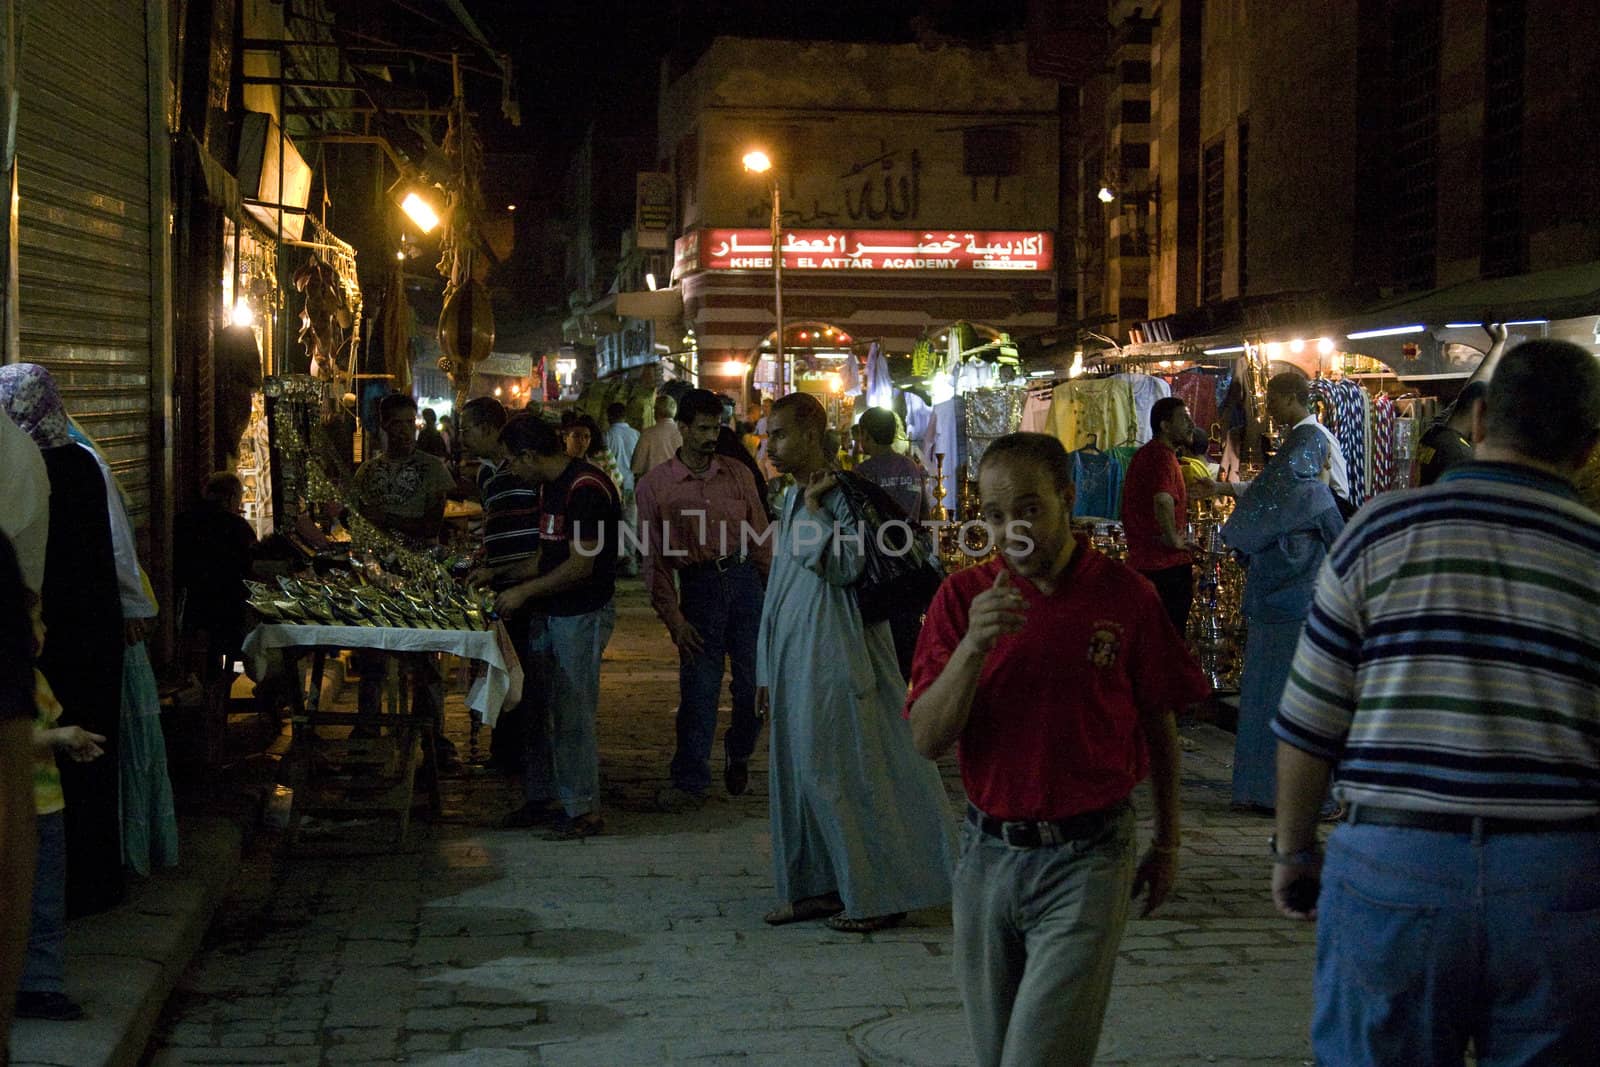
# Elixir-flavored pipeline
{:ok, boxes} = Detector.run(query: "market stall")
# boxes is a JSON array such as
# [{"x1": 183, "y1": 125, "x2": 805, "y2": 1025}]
[{"x1": 238, "y1": 539, "x2": 516, "y2": 850}]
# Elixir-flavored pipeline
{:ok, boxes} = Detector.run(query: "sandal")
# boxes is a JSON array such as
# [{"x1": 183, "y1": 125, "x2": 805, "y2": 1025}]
[
  {"x1": 545, "y1": 813, "x2": 604, "y2": 841},
  {"x1": 763, "y1": 894, "x2": 845, "y2": 926},
  {"x1": 825, "y1": 912, "x2": 905, "y2": 934},
  {"x1": 499, "y1": 802, "x2": 562, "y2": 829}
]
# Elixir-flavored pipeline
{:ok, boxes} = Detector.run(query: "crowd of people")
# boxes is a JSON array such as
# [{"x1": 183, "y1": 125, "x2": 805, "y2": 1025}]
[{"x1": 5, "y1": 339, "x2": 1598, "y2": 1064}]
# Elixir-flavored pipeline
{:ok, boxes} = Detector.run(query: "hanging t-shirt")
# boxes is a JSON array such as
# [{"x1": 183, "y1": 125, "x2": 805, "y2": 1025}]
[
  {"x1": 1071, "y1": 449, "x2": 1123, "y2": 520},
  {"x1": 1045, "y1": 377, "x2": 1138, "y2": 455},
  {"x1": 1170, "y1": 370, "x2": 1220, "y2": 440},
  {"x1": 1114, "y1": 373, "x2": 1172, "y2": 445},
  {"x1": 1108, "y1": 445, "x2": 1140, "y2": 519},
  {"x1": 1021, "y1": 389, "x2": 1053, "y2": 433}
]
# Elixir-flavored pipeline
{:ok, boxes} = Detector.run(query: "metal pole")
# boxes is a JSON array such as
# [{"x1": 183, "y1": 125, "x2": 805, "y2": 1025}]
[{"x1": 771, "y1": 174, "x2": 786, "y2": 395}]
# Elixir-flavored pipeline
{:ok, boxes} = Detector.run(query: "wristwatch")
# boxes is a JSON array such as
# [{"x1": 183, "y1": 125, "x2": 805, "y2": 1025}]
[{"x1": 1268, "y1": 834, "x2": 1322, "y2": 866}]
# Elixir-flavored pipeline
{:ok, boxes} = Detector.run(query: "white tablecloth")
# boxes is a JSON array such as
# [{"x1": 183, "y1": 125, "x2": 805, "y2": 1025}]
[{"x1": 242, "y1": 622, "x2": 520, "y2": 726}]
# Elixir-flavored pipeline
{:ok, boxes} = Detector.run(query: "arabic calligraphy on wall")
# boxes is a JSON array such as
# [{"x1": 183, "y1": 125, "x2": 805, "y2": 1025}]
[
  {"x1": 686, "y1": 229, "x2": 1053, "y2": 273},
  {"x1": 743, "y1": 146, "x2": 924, "y2": 228}
]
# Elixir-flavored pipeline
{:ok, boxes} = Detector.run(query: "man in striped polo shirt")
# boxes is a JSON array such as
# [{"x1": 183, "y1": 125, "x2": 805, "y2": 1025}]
[
  {"x1": 1271, "y1": 340, "x2": 1600, "y2": 1064},
  {"x1": 461, "y1": 397, "x2": 541, "y2": 773}
]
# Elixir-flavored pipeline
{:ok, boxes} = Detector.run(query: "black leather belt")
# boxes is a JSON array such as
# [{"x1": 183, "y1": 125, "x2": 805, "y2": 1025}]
[
  {"x1": 1346, "y1": 805, "x2": 1600, "y2": 835},
  {"x1": 966, "y1": 801, "x2": 1128, "y2": 849},
  {"x1": 680, "y1": 554, "x2": 748, "y2": 581}
]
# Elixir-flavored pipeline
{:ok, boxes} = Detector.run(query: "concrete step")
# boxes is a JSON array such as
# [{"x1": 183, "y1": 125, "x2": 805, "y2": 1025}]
[{"x1": 9, "y1": 817, "x2": 243, "y2": 1067}]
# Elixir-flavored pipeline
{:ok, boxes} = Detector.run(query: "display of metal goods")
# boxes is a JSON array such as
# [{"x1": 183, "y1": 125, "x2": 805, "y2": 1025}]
[
  {"x1": 246, "y1": 567, "x2": 494, "y2": 632},
  {"x1": 1188, "y1": 495, "x2": 1246, "y2": 691}
]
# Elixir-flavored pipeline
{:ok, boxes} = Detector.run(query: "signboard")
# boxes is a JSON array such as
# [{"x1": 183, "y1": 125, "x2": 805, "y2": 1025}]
[
  {"x1": 475, "y1": 352, "x2": 535, "y2": 378},
  {"x1": 691, "y1": 229, "x2": 1053, "y2": 272},
  {"x1": 597, "y1": 320, "x2": 657, "y2": 378},
  {"x1": 672, "y1": 229, "x2": 700, "y2": 282},
  {"x1": 635, "y1": 172, "x2": 674, "y2": 251}
]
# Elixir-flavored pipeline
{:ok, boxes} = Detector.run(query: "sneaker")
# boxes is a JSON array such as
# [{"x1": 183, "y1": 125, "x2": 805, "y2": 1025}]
[
  {"x1": 15, "y1": 991, "x2": 85, "y2": 1021},
  {"x1": 724, "y1": 758, "x2": 750, "y2": 797},
  {"x1": 655, "y1": 785, "x2": 707, "y2": 813}
]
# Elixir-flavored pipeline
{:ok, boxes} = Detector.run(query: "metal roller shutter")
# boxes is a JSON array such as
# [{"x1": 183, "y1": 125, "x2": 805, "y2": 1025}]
[{"x1": 15, "y1": 0, "x2": 154, "y2": 524}]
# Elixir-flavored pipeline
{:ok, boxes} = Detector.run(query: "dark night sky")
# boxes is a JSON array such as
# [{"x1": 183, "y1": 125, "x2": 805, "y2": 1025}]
[
  {"x1": 345, "y1": 0, "x2": 1027, "y2": 327},
  {"x1": 466, "y1": 0, "x2": 1029, "y2": 176}
]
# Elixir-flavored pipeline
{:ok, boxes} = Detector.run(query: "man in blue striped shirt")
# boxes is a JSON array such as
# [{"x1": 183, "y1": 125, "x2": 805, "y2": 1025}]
[
  {"x1": 1270, "y1": 340, "x2": 1600, "y2": 1064},
  {"x1": 461, "y1": 397, "x2": 541, "y2": 772}
]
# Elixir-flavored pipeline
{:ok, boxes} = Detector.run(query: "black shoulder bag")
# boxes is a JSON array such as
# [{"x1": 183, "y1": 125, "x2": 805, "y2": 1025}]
[{"x1": 833, "y1": 470, "x2": 945, "y2": 625}]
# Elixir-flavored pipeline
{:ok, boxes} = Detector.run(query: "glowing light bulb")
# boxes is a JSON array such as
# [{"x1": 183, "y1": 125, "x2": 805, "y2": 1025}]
[
  {"x1": 1289, "y1": 338, "x2": 1306, "y2": 354},
  {"x1": 1317, "y1": 337, "x2": 1336, "y2": 356},
  {"x1": 230, "y1": 299, "x2": 254, "y2": 327}
]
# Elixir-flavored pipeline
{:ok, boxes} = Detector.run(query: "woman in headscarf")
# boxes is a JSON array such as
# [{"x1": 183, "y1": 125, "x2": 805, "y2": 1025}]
[
  {"x1": 1221, "y1": 423, "x2": 1345, "y2": 813},
  {"x1": 0, "y1": 364, "x2": 126, "y2": 916},
  {"x1": 65, "y1": 417, "x2": 178, "y2": 878}
]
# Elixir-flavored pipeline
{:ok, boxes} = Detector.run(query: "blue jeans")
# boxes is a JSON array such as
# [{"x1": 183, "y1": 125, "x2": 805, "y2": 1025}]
[
  {"x1": 20, "y1": 810, "x2": 66, "y2": 993},
  {"x1": 522, "y1": 603, "x2": 615, "y2": 817},
  {"x1": 953, "y1": 804, "x2": 1136, "y2": 1067},
  {"x1": 1314, "y1": 820, "x2": 1600, "y2": 1066},
  {"x1": 670, "y1": 562, "x2": 763, "y2": 794}
]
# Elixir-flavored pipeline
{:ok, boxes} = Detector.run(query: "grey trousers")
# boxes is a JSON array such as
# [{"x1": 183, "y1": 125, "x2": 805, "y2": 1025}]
[{"x1": 953, "y1": 804, "x2": 1136, "y2": 1067}]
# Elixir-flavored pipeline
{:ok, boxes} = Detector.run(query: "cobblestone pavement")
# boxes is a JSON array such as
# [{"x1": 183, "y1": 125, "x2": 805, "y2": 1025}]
[{"x1": 146, "y1": 581, "x2": 1316, "y2": 1066}]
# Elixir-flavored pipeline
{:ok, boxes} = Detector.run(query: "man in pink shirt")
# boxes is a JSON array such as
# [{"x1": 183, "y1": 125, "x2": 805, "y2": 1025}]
[{"x1": 636, "y1": 389, "x2": 773, "y2": 810}]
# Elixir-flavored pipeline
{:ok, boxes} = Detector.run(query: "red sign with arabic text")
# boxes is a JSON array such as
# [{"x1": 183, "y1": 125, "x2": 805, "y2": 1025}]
[{"x1": 687, "y1": 229, "x2": 1054, "y2": 273}]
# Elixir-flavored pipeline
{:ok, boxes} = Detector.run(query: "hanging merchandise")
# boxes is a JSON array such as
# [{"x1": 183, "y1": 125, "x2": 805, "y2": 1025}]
[
  {"x1": 437, "y1": 278, "x2": 494, "y2": 394},
  {"x1": 1170, "y1": 368, "x2": 1220, "y2": 441},
  {"x1": 864, "y1": 342, "x2": 894, "y2": 409},
  {"x1": 1113, "y1": 372, "x2": 1171, "y2": 445},
  {"x1": 1371, "y1": 393, "x2": 1397, "y2": 495},
  {"x1": 371, "y1": 263, "x2": 414, "y2": 396},
  {"x1": 1070, "y1": 444, "x2": 1123, "y2": 520},
  {"x1": 963, "y1": 387, "x2": 1025, "y2": 471},
  {"x1": 1044, "y1": 376, "x2": 1138, "y2": 455},
  {"x1": 433, "y1": 59, "x2": 496, "y2": 405},
  {"x1": 215, "y1": 324, "x2": 264, "y2": 464},
  {"x1": 1107, "y1": 443, "x2": 1140, "y2": 518},
  {"x1": 294, "y1": 256, "x2": 355, "y2": 382},
  {"x1": 1311, "y1": 379, "x2": 1370, "y2": 505},
  {"x1": 1021, "y1": 385, "x2": 1053, "y2": 433}
]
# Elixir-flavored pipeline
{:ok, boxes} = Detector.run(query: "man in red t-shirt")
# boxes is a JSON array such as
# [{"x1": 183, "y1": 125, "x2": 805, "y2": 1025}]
[
  {"x1": 907, "y1": 431, "x2": 1210, "y2": 1067},
  {"x1": 1122, "y1": 396, "x2": 1216, "y2": 634}
]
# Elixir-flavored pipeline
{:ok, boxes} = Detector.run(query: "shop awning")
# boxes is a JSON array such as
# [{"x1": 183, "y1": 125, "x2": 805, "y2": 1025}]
[
  {"x1": 562, "y1": 293, "x2": 621, "y2": 343},
  {"x1": 1347, "y1": 260, "x2": 1600, "y2": 330},
  {"x1": 187, "y1": 134, "x2": 241, "y2": 218}
]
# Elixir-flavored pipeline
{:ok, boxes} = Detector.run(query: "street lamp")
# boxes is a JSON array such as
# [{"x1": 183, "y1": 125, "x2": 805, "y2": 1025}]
[{"x1": 742, "y1": 148, "x2": 788, "y2": 394}]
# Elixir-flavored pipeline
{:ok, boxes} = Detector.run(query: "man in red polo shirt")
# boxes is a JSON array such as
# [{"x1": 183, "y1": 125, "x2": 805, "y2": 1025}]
[
  {"x1": 1122, "y1": 396, "x2": 1210, "y2": 634},
  {"x1": 908, "y1": 431, "x2": 1209, "y2": 1067}
]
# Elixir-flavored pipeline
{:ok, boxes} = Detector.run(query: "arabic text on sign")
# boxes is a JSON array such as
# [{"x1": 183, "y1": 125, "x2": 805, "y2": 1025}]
[{"x1": 694, "y1": 229, "x2": 1053, "y2": 272}]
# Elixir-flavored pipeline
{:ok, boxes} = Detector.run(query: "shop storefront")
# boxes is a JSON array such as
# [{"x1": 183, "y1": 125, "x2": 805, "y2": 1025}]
[
  {"x1": 674, "y1": 227, "x2": 1058, "y2": 404},
  {"x1": 11, "y1": 0, "x2": 171, "y2": 535}
]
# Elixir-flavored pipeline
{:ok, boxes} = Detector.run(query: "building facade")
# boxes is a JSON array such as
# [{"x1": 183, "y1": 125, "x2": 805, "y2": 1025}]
[
  {"x1": 1068, "y1": 0, "x2": 1600, "y2": 346},
  {"x1": 659, "y1": 36, "x2": 1063, "y2": 397}
]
